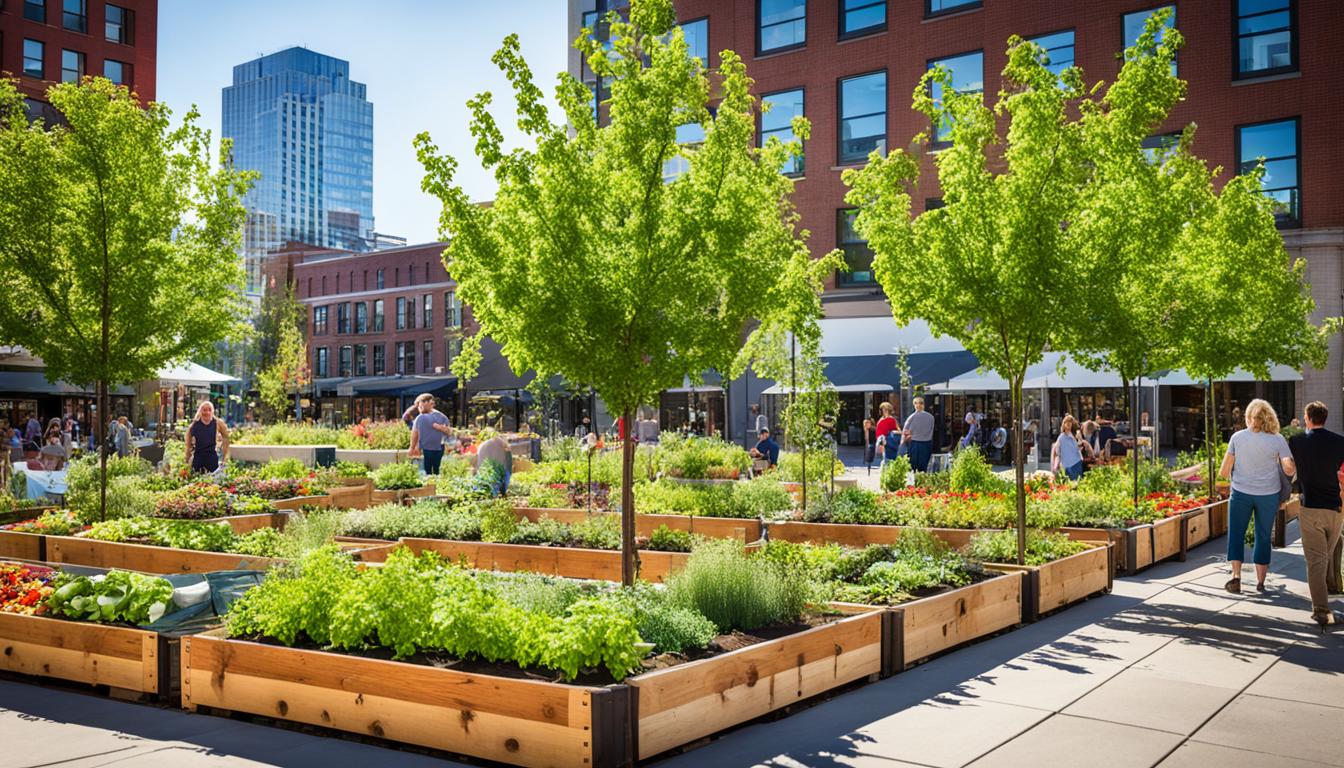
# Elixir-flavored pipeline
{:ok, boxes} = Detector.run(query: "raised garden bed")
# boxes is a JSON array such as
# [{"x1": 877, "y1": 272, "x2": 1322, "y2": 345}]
[
  {"x1": 1059, "y1": 514, "x2": 1184, "y2": 574},
  {"x1": 0, "y1": 529, "x2": 44, "y2": 561},
  {"x1": 370, "y1": 485, "x2": 437, "y2": 505},
  {"x1": 327, "y1": 481, "x2": 372, "y2": 510},
  {"x1": 515, "y1": 507, "x2": 761, "y2": 543},
  {"x1": 1208, "y1": 496, "x2": 1229, "y2": 538},
  {"x1": 1184, "y1": 506, "x2": 1211, "y2": 549},
  {"x1": 885, "y1": 571, "x2": 1023, "y2": 672},
  {"x1": 271, "y1": 494, "x2": 332, "y2": 512},
  {"x1": 45, "y1": 535, "x2": 280, "y2": 574},
  {"x1": 0, "y1": 610, "x2": 175, "y2": 700},
  {"x1": 359, "y1": 538, "x2": 695, "y2": 584},
  {"x1": 1273, "y1": 494, "x2": 1301, "y2": 548},
  {"x1": 766, "y1": 520, "x2": 985, "y2": 550},
  {"x1": 983, "y1": 544, "x2": 1112, "y2": 623}
]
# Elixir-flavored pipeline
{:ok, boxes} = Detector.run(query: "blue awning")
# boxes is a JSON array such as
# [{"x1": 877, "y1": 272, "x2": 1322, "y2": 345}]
[
  {"x1": 820, "y1": 351, "x2": 979, "y2": 390},
  {"x1": 335, "y1": 375, "x2": 457, "y2": 398},
  {"x1": 0, "y1": 371, "x2": 135, "y2": 396}
]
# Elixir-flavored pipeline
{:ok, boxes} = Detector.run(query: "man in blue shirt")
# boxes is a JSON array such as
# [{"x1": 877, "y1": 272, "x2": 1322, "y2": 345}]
[
  {"x1": 407, "y1": 393, "x2": 456, "y2": 475},
  {"x1": 751, "y1": 428, "x2": 780, "y2": 468}
]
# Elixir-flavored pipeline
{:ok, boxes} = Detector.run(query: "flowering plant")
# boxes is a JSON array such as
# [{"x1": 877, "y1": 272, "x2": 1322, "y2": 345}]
[
  {"x1": 1, "y1": 509, "x2": 84, "y2": 536},
  {"x1": 0, "y1": 562, "x2": 54, "y2": 615},
  {"x1": 153, "y1": 483, "x2": 233, "y2": 519}
]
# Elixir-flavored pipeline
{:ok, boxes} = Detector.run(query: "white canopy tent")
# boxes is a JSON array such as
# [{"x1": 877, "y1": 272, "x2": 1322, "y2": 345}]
[
  {"x1": 814, "y1": 317, "x2": 966, "y2": 357},
  {"x1": 1152, "y1": 365, "x2": 1303, "y2": 386},
  {"x1": 156, "y1": 361, "x2": 239, "y2": 386}
]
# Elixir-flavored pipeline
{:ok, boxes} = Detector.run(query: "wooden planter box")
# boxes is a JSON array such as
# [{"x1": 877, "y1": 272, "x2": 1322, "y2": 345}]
[
  {"x1": 0, "y1": 611, "x2": 174, "y2": 700},
  {"x1": 1208, "y1": 497, "x2": 1230, "y2": 537},
  {"x1": 1184, "y1": 506, "x2": 1212, "y2": 549},
  {"x1": 326, "y1": 482, "x2": 372, "y2": 510},
  {"x1": 984, "y1": 544, "x2": 1112, "y2": 623},
  {"x1": 333, "y1": 448, "x2": 410, "y2": 468},
  {"x1": 0, "y1": 529, "x2": 45, "y2": 560},
  {"x1": 271, "y1": 494, "x2": 332, "y2": 512},
  {"x1": 1273, "y1": 494, "x2": 1302, "y2": 548},
  {"x1": 766, "y1": 520, "x2": 986, "y2": 550},
  {"x1": 515, "y1": 507, "x2": 762, "y2": 544},
  {"x1": 1061, "y1": 514, "x2": 1184, "y2": 574},
  {"x1": 363, "y1": 538, "x2": 694, "y2": 584},
  {"x1": 887, "y1": 571, "x2": 1023, "y2": 672},
  {"x1": 46, "y1": 535, "x2": 280, "y2": 574},
  {"x1": 370, "y1": 484, "x2": 437, "y2": 505},
  {"x1": 204, "y1": 512, "x2": 291, "y2": 535}
]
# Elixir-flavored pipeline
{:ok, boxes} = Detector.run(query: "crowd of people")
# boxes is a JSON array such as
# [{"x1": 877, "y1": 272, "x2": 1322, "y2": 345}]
[
  {"x1": 1050, "y1": 414, "x2": 1132, "y2": 481},
  {"x1": 858, "y1": 397, "x2": 939, "y2": 474},
  {"x1": 2, "y1": 411, "x2": 143, "y2": 473}
]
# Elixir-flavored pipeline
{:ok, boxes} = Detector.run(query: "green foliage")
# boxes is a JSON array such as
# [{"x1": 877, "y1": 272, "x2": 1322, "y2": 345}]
[
  {"x1": 370, "y1": 461, "x2": 423, "y2": 490},
  {"x1": 337, "y1": 420, "x2": 411, "y2": 450},
  {"x1": 633, "y1": 477, "x2": 791, "y2": 519},
  {"x1": 948, "y1": 447, "x2": 1011, "y2": 495},
  {"x1": 257, "y1": 292, "x2": 309, "y2": 417},
  {"x1": 806, "y1": 487, "x2": 880, "y2": 525},
  {"x1": 84, "y1": 517, "x2": 237, "y2": 552},
  {"x1": 655, "y1": 434, "x2": 751, "y2": 479},
  {"x1": 880, "y1": 455, "x2": 911, "y2": 492},
  {"x1": 1028, "y1": 492, "x2": 1129, "y2": 529},
  {"x1": 759, "y1": 531, "x2": 975, "y2": 605},
  {"x1": 69, "y1": 475, "x2": 155, "y2": 523},
  {"x1": 775, "y1": 452, "x2": 845, "y2": 486},
  {"x1": 233, "y1": 423, "x2": 344, "y2": 446},
  {"x1": 47, "y1": 569, "x2": 175, "y2": 625},
  {"x1": 331, "y1": 460, "x2": 370, "y2": 478},
  {"x1": 478, "y1": 499, "x2": 519, "y2": 543},
  {"x1": 256, "y1": 458, "x2": 310, "y2": 480},
  {"x1": 632, "y1": 583, "x2": 718, "y2": 654},
  {"x1": 339, "y1": 501, "x2": 481, "y2": 542},
  {"x1": 667, "y1": 539, "x2": 809, "y2": 633},
  {"x1": 571, "y1": 514, "x2": 622, "y2": 550},
  {"x1": 646, "y1": 525, "x2": 694, "y2": 553},
  {"x1": 965, "y1": 529, "x2": 1089, "y2": 566},
  {"x1": 232, "y1": 527, "x2": 287, "y2": 557},
  {"x1": 525, "y1": 484, "x2": 569, "y2": 509},
  {"x1": 1176, "y1": 439, "x2": 1227, "y2": 472}
]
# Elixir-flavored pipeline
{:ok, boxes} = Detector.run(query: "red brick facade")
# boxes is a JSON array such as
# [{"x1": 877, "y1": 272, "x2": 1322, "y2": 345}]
[{"x1": 0, "y1": 0, "x2": 157, "y2": 106}]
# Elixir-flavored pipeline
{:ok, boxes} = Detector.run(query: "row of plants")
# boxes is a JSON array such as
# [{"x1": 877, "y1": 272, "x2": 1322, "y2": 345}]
[
  {"x1": 82, "y1": 517, "x2": 287, "y2": 557},
  {"x1": 0, "y1": 560, "x2": 175, "y2": 625}
]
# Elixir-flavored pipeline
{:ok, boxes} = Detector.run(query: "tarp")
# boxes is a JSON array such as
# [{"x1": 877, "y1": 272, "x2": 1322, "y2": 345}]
[
  {"x1": 0, "y1": 370, "x2": 134, "y2": 396},
  {"x1": 808, "y1": 350, "x2": 979, "y2": 391},
  {"x1": 815, "y1": 317, "x2": 966, "y2": 356},
  {"x1": 157, "y1": 361, "x2": 239, "y2": 386}
]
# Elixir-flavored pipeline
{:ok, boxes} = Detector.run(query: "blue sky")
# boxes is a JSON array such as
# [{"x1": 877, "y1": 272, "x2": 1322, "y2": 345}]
[{"x1": 157, "y1": 0, "x2": 568, "y2": 245}]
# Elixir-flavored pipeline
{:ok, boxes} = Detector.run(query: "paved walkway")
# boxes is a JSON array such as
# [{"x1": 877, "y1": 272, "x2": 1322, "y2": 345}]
[{"x1": 2, "y1": 527, "x2": 1341, "y2": 768}]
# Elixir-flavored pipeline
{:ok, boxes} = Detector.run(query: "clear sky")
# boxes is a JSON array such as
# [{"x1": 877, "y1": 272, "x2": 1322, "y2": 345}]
[{"x1": 157, "y1": 0, "x2": 568, "y2": 246}]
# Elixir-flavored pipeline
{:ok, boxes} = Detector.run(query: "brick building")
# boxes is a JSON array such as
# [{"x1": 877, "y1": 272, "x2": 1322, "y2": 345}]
[
  {"x1": 1, "y1": 0, "x2": 155, "y2": 118},
  {"x1": 568, "y1": 0, "x2": 1344, "y2": 450}
]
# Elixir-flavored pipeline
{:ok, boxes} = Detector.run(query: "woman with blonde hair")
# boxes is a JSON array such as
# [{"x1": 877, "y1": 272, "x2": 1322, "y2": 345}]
[
  {"x1": 184, "y1": 400, "x2": 230, "y2": 474},
  {"x1": 1052, "y1": 415, "x2": 1085, "y2": 481},
  {"x1": 1219, "y1": 398, "x2": 1295, "y2": 593}
]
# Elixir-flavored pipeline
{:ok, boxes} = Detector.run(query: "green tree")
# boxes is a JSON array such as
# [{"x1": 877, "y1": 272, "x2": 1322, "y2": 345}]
[
  {"x1": 0, "y1": 78, "x2": 252, "y2": 518},
  {"x1": 417, "y1": 0, "x2": 834, "y2": 584},
  {"x1": 844, "y1": 15, "x2": 1189, "y2": 563},
  {"x1": 257, "y1": 294, "x2": 310, "y2": 421}
]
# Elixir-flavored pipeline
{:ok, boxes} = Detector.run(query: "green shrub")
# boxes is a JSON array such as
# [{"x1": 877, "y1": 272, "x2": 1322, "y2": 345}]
[
  {"x1": 948, "y1": 447, "x2": 1011, "y2": 494},
  {"x1": 775, "y1": 451, "x2": 845, "y2": 485},
  {"x1": 338, "y1": 501, "x2": 481, "y2": 542},
  {"x1": 965, "y1": 529, "x2": 1089, "y2": 566},
  {"x1": 370, "y1": 461, "x2": 423, "y2": 490},
  {"x1": 233, "y1": 423, "x2": 343, "y2": 446},
  {"x1": 655, "y1": 434, "x2": 750, "y2": 479},
  {"x1": 571, "y1": 514, "x2": 621, "y2": 550},
  {"x1": 479, "y1": 499, "x2": 520, "y2": 542},
  {"x1": 257, "y1": 458, "x2": 310, "y2": 480},
  {"x1": 646, "y1": 525, "x2": 694, "y2": 553},
  {"x1": 880, "y1": 455, "x2": 911, "y2": 492},
  {"x1": 913, "y1": 470, "x2": 951, "y2": 492},
  {"x1": 633, "y1": 584, "x2": 718, "y2": 654},
  {"x1": 232, "y1": 527, "x2": 287, "y2": 557},
  {"x1": 331, "y1": 460, "x2": 369, "y2": 478},
  {"x1": 510, "y1": 516, "x2": 571, "y2": 545},
  {"x1": 732, "y1": 476, "x2": 793, "y2": 518},
  {"x1": 667, "y1": 539, "x2": 810, "y2": 633},
  {"x1": 1030, "y1": 492, "x2": 1125, "y2": 528},
  {"x1": 336, "y1": 420, "x2": 411, "y2": 450},
  {"x1": 525, "y1": 485, "x2": 569, "y2": 509},
  {"x1": 69, "y1": 474, "x2": 155, "y2": 522},
  {"x1": 84, "y1": 517, "x2": 237, "y2": 552}
]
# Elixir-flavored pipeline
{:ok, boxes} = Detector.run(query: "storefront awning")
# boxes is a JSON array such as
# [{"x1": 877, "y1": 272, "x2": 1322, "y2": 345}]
[
  {"x1": 335, "y1": 375, "x2": 457, "y2": 398},
  {"x1": 0, "y1": 371, "x2": 134, "y2": 396},
  {"x1": 157, "y1": 361, "x2": 239, "y2": 386},
  {"x1": 1152, "y1": 365, "x2": 1303, "y2": 386},
  {"x1": 928, "y1": 353, "x2": 1305, "y2": 392},
  {"x1": 666, "y1": 371, "x2": 724, "y2": 393},
  {"x1": 761, "y1": 383, "x2": 893, "y2": 395}
]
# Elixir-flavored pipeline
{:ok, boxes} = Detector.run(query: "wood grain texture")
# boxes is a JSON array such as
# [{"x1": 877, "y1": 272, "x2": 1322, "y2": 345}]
[
  {"x1": 395, "y1": 538, "x2": 690, "y2": 583},
  {"x1": 48, "y1": 536, "x2": 277, "y2": 574},
  {"x1": 0, "y1": 612, "x2": 158, "y2": 692},
  {"x1": 0, "y1": 530, "x2": 43, "y2": 560},
  {"x1": 1151, "y1": 515, "x2": 1183, "y2": 562},
  {"x1": 767, "y1": 522, "x2": 983, "y2": 550},
  {"x1": 986, "y1": 544, "x2": 1110, "y2": 618},
  {"x1": 1184, "y1": 508, "x2": 1211, "y2": 547},
  {"x1": 897, "y1": 573, "x2": 1022, "y2": 665}
]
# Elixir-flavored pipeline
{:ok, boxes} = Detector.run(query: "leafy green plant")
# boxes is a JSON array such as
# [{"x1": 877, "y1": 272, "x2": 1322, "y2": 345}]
[
  {"x1": 646, "y1": 525, "x2": 694, "y2": 553},
  {"x1": 338, "y1": 501, "x2": 480, "y2": 542},
  {"x1": 479, "y1": 500, "x2": 520, "y2": 543},
  {"x1": 232, "y1": 527, "x2": 287, "y2": 557},
  {"x1": 655, "y1": 434, "x2": 750, "y2": 479},
  {"x1": 331, "y1": 460, "x2": 370, "y2": 478},
  {"x1": 84, "y1": 517, "x2": 238, "y2": 552},
  {"x1": 571, "y1": 514, "x2": 622, "y2": 550},
  {"x1": 370, "y1": 461, "x2": 423, "y2": 490},
  {"x1": 948, "y1": 447, "x2": 1011, "y2": 495},
  {"x1": 776, "y1": 452, "x2": 845, "y2": 485},
  {"x1": 880, "y1": 455, "x2": 911, "y2": 492},
  {"x1": 632, "y1": 583, "x2": 717, "y2": 654},
  {"x1": 233, "y1": 423, "x2": 344, "y2": 446},
  {"x1": 667, "y1": 539, "x2": 810, "y2": 633},
  {"x1": 965, "y1": 529, "x2": 1089, "y2": 566},
  {"x1": 47, "y1": 569, "x2": 175, "y2": 624},
  {"x1": 256, "y1": 458, "x2": 311, "y2": 480}
]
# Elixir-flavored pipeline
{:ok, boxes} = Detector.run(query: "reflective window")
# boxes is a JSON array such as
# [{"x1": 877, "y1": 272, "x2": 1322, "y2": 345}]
[
  {"x1": 681, "y1": 18, "x2": 709, "y2": 63},
  {"x1": 395, "y1": 297, "x2": 406, "y2": 330},
  {"x1": 761, "y1": 88, "x2": 804, "y2": 176},
  {"x1": 315, "y1": 347, "x2": 329, "y2": 378},
  {"x1": 23, "y1": 40, "x2": 44, "y2": 79},
  {"x1": 105, "y1": 5, "x2": 132, "y2": 44},
  {"x1": 104, "y1": 60, "x2": 127, "y2": 86},
  {"x1": 841, "y1": 0, "x2": 885, "y2": 37},
  {"x1": 1237, "y1": 118, "x2": 1300, "y2": 227},
  {"x1": 62, "y1": 0, "x2": 85, "y2": 32},
  {"x1": 422, "y1": 340, "x2": 433, "y2": 372},
  {"x1": 1027, "y1": 30, "x2": 1074, "y2": 78},
  {"x1": 928, "y1": 51, "x2": 982, "y2": 144},
  {"x1": 406, "y1": 298, "x2": 416, "y2": 329},
  {"x1": 354, "y1": 302, "x2": 367, "y2": 333},
  {"x1": 422, "y1": 293, "x2": 433, "y2": 328},
  {"x1": 837, "y1": 210, "x2": 876, "y2": 286},
  {"x1": 926, "y1": 0, "x2": 979, "y2": 18},
  {"x1": 444, "y1": 291, "x2": 462, "y2": 328},
  {"x1": 838, "y1": 70, "x2": 886, "y2": 164},
  {"x1": 61, "y1": 49, "x2": 85, "y2": 83},
  {"x1": 1141, "y1": 132, "x2": 1181, "y2": 165},
  {"x1": 354, "y1": 345, "x2": 367, "y2": 377},
  {"x1": 336, "y1": 302, "x2": 350, "y2": 334},
  {"x1": 372, "y1": 300, "x2": 384, "y2": 332},
  {"x1": 1123, "y1": 6, "x2": 1177, "y2": 76},
  {"x1": 758, "y1": 0, "x2": 806, "y2": 54},
  {"x1": 373, "y1": 344, "x2": 385, "y2": 376},
  {"x1": 24, "y1": 0, "x2": 45, "y2": 23},
  {"x1": 339, "y1": 346, "x2": 352, "y2": 377},
  {"x1": 376, "y1": 268, "x2": 384, "y2": 290},
  {"x1": 312, "y1": 306, "x2": 328, "y2": 335},
  {"x1": 1236, "y1": 0, "x2": 1295, "y2": 77}
]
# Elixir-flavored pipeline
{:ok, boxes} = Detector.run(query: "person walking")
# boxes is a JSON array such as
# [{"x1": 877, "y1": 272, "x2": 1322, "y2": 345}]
[
  {"x1": 114, "y1": 416, "x2": 132, "y2": 457},
  {"x1": 407, "y1": 393, "x2": 454, "y2": 475},
  {"x1": 1219, "y1": 398, "x2": 1295, "y2": 595},
  {"x1": 1286, "y1": 401, "x2": 1344, "y2": 627},
  {"x1": 1052, "y1": 415, "x2": 1085, "y2": 481},
  {"x1": 863, "y1": 417, "x2": 877, "y2": 474},
  {"x1": 902, "y1": 397, "x2": 936, "y2": 473},
  {"x1": 184, "y1": 401, "x2": 230, "y2": 474}
]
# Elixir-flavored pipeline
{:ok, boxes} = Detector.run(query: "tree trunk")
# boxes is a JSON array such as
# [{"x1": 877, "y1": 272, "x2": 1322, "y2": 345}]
[
  {"x1": 98, "y1": 378, "x2": 108, "y2": 522},
  {"x1": 1206, "y1": 380, "x2": 1216, "y2": 500},
  {"x1": 620, "y1": 407, "x2": 637, "y2": 587},
  {"x1": 294, "y1": 386, "x2": 301, "y2": 423},
  {"x1": 1132, "y1": 376, "x2": 1141, "y2": 509},
  {"x1": 1010, "y1": 375, "x2": 1026, "y2": 565}
]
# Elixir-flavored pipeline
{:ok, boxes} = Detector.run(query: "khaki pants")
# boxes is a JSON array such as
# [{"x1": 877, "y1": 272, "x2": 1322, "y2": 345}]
[{"x1": 1299, "y1": 505, "x2": 1344, "y2": 613}]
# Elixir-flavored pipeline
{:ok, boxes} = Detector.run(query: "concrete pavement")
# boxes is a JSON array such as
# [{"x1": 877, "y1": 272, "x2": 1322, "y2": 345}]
[{"x1": 1, "y1": 526, "x2": 1341, "y2": 768}]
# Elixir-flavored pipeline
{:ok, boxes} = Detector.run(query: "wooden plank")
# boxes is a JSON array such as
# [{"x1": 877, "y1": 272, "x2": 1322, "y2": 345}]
[
  {"x1": 272, "y1": 495, "x2": 331, "y2": 511},
  {"x1": 1185, "y1": 508, "x2": 1211, "y2": 547},
  {"x1": 205, "y1": 512, "x2": 290, "y2": 535},
  {"x1": 631, "y1": 610, "x2": 882, "y2": 760},
  {"x1": 516, "y1": 508, "x2": 761, "y2": 544},
  {"x1": 0, "y1": 612, "x2": 157, "y2": 692},
  {"x1": 182, "y1": 635, "x2": 598, "y2": 768},
  {"x1": 1152, "y1": 515, "x2": 1183, "y2": 562},
  {"x1": 1208, "y1": 498, "x2": 1229, "y2": 537},
  {"x1": 326, "y1": 484, "x2": 372, "y2": 510},
  {"x1": 47, "y1": 536, "x2": 277, "y2": 574},
  {"x1": 898, "y1": 573, "x2": 1021, "y2": 665},
  {"x1": 399, "y1": 538, "x2": 689, "y2": 584},
  {"x1": 767, "y1": 521, "x2": 983, "y2": 550},
  {"x1": 987, "y1": 545, "x2": 1110, "y2": 618},
  {"x1": 0, "y1": 530, "x2": 43, "y2": 560}
]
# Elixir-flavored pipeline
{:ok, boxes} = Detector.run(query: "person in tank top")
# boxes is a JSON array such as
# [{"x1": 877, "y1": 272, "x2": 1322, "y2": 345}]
[{"x1": 185, "y1": 401, "x2": 230, "y2": 474}]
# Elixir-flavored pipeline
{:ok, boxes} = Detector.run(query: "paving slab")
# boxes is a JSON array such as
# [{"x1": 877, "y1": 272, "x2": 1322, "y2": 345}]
[
  {"x1": 1130, "y1": 632, "x2": 1281, "y2": 689},
  {"x1": 1190, "y1": 694, "x2": 1344, "y2": 766},
  {"x1": 949, "y1": 649, "x2": 1128, "y2": 711},
  {"x1": 1158, "y1": 741, "x2": 1333, "y2": 768},
  {"x1": 966, "y1": 714, "x2": 1184, "y2": 768},
  {"x1": 839, "y1": 699, "x2": 1050, "y2": 768},
  {"x1": 1061, "y1": 667, "x2": 1240, "y2": 735},
  {"x1": 1245, "y1": 645, "x2": 1344, "y2": 710}
]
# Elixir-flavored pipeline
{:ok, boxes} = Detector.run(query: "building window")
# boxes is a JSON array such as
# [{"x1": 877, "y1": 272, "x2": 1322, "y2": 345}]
[
  {"x1": 761, "y1": 88, "x2": 805, "y2": 176},
  {"x1": 758, "y1": 0, "x2": 806, "y2": 55},
  {"x1": 354, "y1": 345, "x2": 367, "y2": 377},
  {"x1": 62, "y1": 0, "x2": 85, "y2": 32},
  {"x1": 1141, "y1": 132, "x2": 1181, "y2": 164},
  {"x1": 373, "y1": 344, "x2": 385, "y2": 375},
  {"x1": 662, "y1": 121, "x2": 706, "y2": 183},
  {"x1": 1123, "y1": 6, "x2": 1177, "y2": 76},
  {"x1": 422, "y1": 340, "x2": 433, "y2": 372},
  {"x1": 422, "y1": 293, "x2": 433, "y2": 328},
  {"x1": 395, "y1": 297, "x2": 406, "y2": 330},
  {"x1": 925, "y1": 198, "x2": 945, "y2": 211},
  {"x1": 837, "y1": 209, "x2": 876, "y2": 287},
  {"x1": 321, "y1": 275, "x2": 327, "y2": 294},
  {"x1": 1236, "y1": 0, "x2": 1295, "y2": 78},
  {"x1": 336, "y1": 302, "x2": 350, "y2": 334},
  {"x1": 444, "y1": 291, "x2": 461, "y2": 328},
  {"x1": 840, "y1": 0, "x2": 885, "y2": 38},
  {"x1": 24, "y1": 0, "x2": 45, "y2": 23},
  {"x1": 1237, "y1": 118, "x2": 1300, "y2": 228},
  {"x1": 315, "y1": 347, "x2": 329, "y2": 378},
  {"x1": 680, "y1": 18, "x2": 709, "y2": 63},
  {"x1": 372, "y1": 299, "x2": 384, "y2": 332},
  {"x1": 926, "y1": 0, "x2": 979, "y2": 18},
  {"x1": 376, "y1": 268, "x2": 385, "y2": 290},
  {"x1": 354, "y1": 302, "x2": 367, "y2": 333},
  {"x1": 23, "y1": 40, "x2": 44, "y2": 79},
  {"x1": 338, "y1": 346, "x2": 352, "y2": 377},
  {"x1": 104, "y1": 59, "x2": 128, "y2": 86},
  {"x1": 312, "y1": 306, "x2": 328, "y2": 335},
  {"x1": 105, "y1": 5, "x2": 132, "y2": 44},
  {"x1": 838, "y1": 70, "x2": 886, "y2": 165},
  {"x1": 408, "y1": 264, "x2": 415, "y2": 286},
  {"x1": 397, "y1": 342, "x2": 416, "y2": 375},
  {"x1": 1027, "y1": 30, "x2": 1074, "y2": 78},
  {"x1": 928, "y1": 50, "x2": 983, "y2": 145},
  {"x1": 406, "y1": 297, "x2": 416, "y2": 329}
]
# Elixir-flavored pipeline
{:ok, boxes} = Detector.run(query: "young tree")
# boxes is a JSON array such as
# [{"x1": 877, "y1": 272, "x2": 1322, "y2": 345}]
[
  {"x1": 844, "y1": 16, "x2": 1192, "y2": 563},
  {"x1": 257, "y1": 296, "x2": 310, "y2": 421},
  {"x1": 0, "y1": 78, "x2": 252, "y2": 519},
  {"x1": 417, "y1": 0, "x2": 834, "y2": 585}
]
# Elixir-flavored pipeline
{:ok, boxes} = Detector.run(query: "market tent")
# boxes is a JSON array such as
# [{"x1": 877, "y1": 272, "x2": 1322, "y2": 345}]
[
  {"x1": 816, "y1": 317, "x2": 966, "y2": 357},
  {"x1": 157, "y1": 361, "x2": 239, "y2": 386},
  {"x1": 0, "y1": 370, "x2": 134, "y2": 396},
  {"x1": 1152, "y1": 365, "x2": 1303, "y2": 386}
]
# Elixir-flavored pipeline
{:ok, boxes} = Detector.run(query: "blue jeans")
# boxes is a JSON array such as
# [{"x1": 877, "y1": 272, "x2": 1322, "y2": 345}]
[
  {"x1": 907, "y1": 440, "x2": 933, "y2": 472},
  {"x1": 1227, "y1": 490, "x2": 1278, "y2": 565},
  {"x1": 421, "y1": 449, "x2": 443, "y2": 475},
  {"x1": 1064, "y1": 461, "x2": 1083, "y2": 481}
]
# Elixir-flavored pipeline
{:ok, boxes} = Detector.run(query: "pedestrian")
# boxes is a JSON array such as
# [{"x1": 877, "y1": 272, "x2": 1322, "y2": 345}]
[
  {"x1": 902, "y1": 397, "x2": 936, "y2": 473},
  {"x1": 574, "y1": 415, "x2": 592, "y2": 438},
  {"x1": 959, "y1": 410, "x2": 981, "y2": 452},
  {"x1": 473, "y1": 433, "x2": 514, "y2": 497},
  {"x1": 1219, "y1": 398, "x2": 1295, "y2": 595},
  {"x1": 1052, "y1": 415, "x2": 1085, "y2": 481},
  {"x1": 401, "y1": 402, "x2": 418, "y2": 428},
  {"x1": 863, "y1": 417, "x2": 876, "y2": 474},
  {"x1": 184, "y1": 401, "x2": 230, "y2": 474},
  {"x1": 406, "y1": 393, "x2": 454, "y2": 475},
  {"x1": 1286, "y1": 401, "x2": 1344, "y2": 627},
  {"x1": 23, "y1": 412, "x2": 41, "y2": 451},
  {"x1": 114, "y1": 416, "x2": 132, "y2": 457}
]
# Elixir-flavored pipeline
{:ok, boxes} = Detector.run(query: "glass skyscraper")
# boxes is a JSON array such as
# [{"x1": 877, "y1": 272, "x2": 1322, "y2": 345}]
[{"x1": 223, "y1": 47, "x2": 374, "y2": 297}]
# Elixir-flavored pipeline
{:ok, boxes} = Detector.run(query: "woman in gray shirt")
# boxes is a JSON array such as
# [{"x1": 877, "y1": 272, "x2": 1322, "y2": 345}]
[{"x1": 1218, "y1": 399, "x2": 1296, "y2": 594}]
